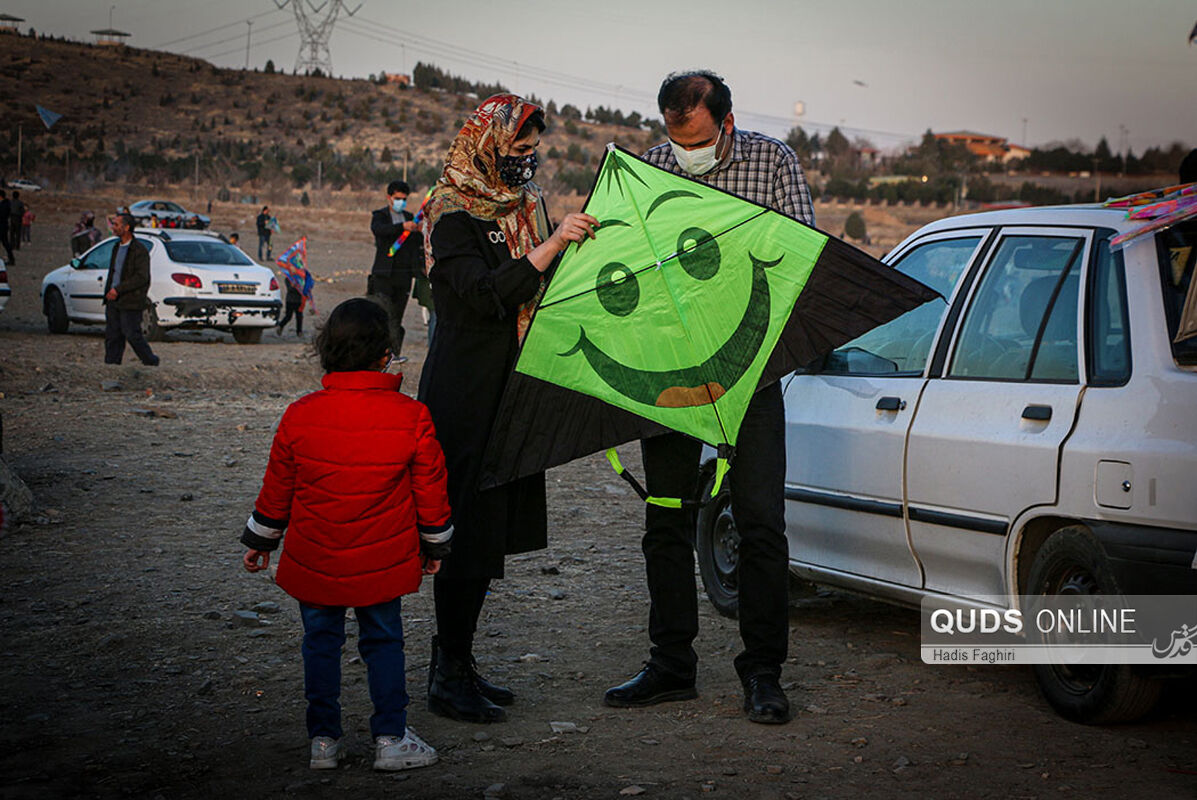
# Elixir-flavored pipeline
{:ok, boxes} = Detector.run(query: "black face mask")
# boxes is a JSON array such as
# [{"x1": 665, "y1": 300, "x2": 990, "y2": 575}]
[{"x1": 498, "y1": 152, "x2": 538, "y2": 187}]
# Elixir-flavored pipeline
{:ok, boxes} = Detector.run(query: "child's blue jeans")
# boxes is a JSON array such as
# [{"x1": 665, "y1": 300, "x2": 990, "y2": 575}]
[{"x1": 299, "y1": 596, "x2": 408, "y2": 740}]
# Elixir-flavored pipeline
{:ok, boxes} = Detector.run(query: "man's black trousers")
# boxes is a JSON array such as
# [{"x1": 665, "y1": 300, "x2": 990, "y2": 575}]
[
  {"x1": 104, "y1": 305, "x2": 158, "y2": 365},
  {"x1": 367, "y1": 272, "x2": 413, "y2": 353},
  {"x1": 639, "y1": 380, "x2": 788, "y2": 683}
]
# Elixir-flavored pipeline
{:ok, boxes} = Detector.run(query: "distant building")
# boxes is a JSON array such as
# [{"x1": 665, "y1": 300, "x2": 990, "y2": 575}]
[
  {"x1": 1005, "y1": 143, "x2": 1032, "y2": 162},
  {"x1": 91, "y1": 28, "x2": 131, "y2": 47},
  {"x1": 0, "y1": 13, "x2": 24, "y2": 34},
  {"x1": 384, "y1": 73, "x2": 411, "y2": 87},
  {"x1": 934, "y1": 131, "x2": 1028, "y2": 164}
]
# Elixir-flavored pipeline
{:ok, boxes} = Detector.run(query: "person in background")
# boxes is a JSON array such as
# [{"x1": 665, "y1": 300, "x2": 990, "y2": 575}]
[
  {"x1": 21, "y1": 205, "x2": 33, "y2": 243},
  {"x1": 0, "y1": 190, "x2": 14, "y2": 264},
  {"x1": 71, "y1": 211, "x2": 103, "y2": 256},
  {"x1": 1179, "y1": 149, "x2": 1197, "y2": 184},
  {"x1": 277, "y1": 274, "x2": 305, "y2": 337},
  {"x1": 256, "y1": 205, "x2": 273, "y2": 261},
  {"x1": 228, "y1": 232, "x2": 241, "y2": 247},
  {"x1": 368, "y1": 180, "x2": 422, "y2": 355},
  {"x1": 102, "y1": 213, "x2": 158, "y2": 367},
  {"x1": 418, "y1": 94, "x2": 597, "y2": 724},
  {"x1": 241, "y1": 297, "x2": 452, "y2": 772},
  {"x1": 9, "y1": 191, "x2": 24, "y2": 253}
]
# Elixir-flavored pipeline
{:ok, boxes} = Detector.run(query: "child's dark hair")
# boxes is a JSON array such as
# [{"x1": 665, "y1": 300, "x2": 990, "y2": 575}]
[{"x1": 314, "y1": 298, "x2": 391, "y2": 372}]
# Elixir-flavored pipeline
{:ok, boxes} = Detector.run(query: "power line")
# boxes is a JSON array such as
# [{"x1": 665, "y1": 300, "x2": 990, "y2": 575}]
[
  {"x1": 342, "y1": 17, "x2": 920, "y2": 146},
  {"x1": 179, "y1": 19, "x2": 293, "y2": 56},
  {"x1": 348, "y1": 16, "x2": 654, "y2": 100},
  {"x1": 152, "y1": 9, "x2": 282, "y2": 49},
  {"x1": 201, "y1": 30, "x2": 300, "y2": 62}
]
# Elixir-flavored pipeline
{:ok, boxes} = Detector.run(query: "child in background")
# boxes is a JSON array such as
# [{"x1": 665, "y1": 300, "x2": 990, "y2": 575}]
[
  {"x1": 21, "y1": 207, "x2": 33, "y2": 243},
  {"x1": 241, "y1": 297, "x2": 452, "y2": 772}
]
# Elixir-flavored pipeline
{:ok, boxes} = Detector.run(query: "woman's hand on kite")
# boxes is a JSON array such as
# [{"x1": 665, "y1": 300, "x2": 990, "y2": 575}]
[{"x1": 530, "y1": 212, "x2": 598, "y2": 271}]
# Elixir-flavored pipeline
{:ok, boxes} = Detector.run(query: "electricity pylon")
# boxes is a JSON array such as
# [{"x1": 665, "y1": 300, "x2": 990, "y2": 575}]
[{"x1": 274, "y1": 0, "x2": 362, "y2": 76}]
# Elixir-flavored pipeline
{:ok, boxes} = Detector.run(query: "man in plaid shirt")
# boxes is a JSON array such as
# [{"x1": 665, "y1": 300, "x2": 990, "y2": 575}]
[{"x1": 604, "y1": 70, "x2": 813, "y2": 725}]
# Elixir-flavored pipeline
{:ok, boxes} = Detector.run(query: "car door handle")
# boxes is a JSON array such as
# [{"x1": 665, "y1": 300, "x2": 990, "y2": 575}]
[
  {"x1": 1022, "y1": 404, "x2": 1052, "y2": 421},
  {"x1": 876, "y1": 396, "x2": 906, "y2": 411}
]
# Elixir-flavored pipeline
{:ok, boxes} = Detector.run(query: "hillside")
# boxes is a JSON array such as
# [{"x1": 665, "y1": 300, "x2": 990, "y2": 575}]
[{"x1": 0, "y1": 32, "x2": 655, "y2": 201}]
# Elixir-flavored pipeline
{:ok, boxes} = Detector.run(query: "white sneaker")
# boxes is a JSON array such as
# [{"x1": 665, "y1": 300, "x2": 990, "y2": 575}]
[
  {"x1": 373, "y1": 729, "x2": 438, "y2": 771},
  {"x1": 309, "y1": 736, "x2": 343, "y2": 769}
]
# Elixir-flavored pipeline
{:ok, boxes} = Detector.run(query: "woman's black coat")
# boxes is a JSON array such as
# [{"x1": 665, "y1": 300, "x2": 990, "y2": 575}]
[{"x1": 417, "y1": 210, "x2": 550, "y2": 580}]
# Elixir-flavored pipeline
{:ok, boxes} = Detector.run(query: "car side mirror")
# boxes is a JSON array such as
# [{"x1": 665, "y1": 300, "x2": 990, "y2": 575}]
[{"x1": 70, "y1": 257, "x2": 83, "y2": 269}]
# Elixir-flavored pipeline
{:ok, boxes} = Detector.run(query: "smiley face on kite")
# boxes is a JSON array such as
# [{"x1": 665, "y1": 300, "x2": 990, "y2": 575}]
[
  {"x1": 560, "y1": 219, "x2": 781, "y2": 408},
  {"x1": 513, "y1": 145, "x2": 823, "y2": 448}
]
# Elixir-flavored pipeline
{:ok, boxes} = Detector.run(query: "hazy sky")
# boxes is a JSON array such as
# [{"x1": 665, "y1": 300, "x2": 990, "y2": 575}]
[{"x1": 8, "y1": 0, "x2": 1196, "y2": 153}]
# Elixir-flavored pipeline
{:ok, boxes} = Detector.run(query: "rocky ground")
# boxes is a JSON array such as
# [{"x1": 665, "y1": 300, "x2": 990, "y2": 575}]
[{"x1": 0, "y1": 201, "x2": 1194, "y2": 800}]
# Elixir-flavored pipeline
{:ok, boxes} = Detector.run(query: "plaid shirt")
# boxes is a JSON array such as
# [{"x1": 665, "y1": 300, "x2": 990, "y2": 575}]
[{"x1": 642, "y1": 128, "x2": 815, "y2": 225}]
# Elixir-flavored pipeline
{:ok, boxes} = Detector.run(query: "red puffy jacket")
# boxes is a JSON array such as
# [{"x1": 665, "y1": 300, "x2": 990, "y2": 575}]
[{"x1": 241, "y1": 371, "x2": 452, "y2": 607}]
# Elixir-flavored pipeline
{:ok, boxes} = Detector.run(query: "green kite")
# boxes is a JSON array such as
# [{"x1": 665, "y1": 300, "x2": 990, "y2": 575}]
[{"x1": 480, "y1": 144, "x2": 937, "y2": 495}]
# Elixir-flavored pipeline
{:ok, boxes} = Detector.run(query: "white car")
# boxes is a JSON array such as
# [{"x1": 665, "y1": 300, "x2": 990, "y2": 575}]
[
  {"x1": 696, "y1": 199, "x2": 1196, "y2": 723},
  {"x1": 7, "y1": 178, "x2": 41, "y2": 192},
  {"x1": 127, "y1": 199, "x2": 210, "y2": 229},
  {"x1": 40, "y1": 228, "x2": 282, "y2": 343}
]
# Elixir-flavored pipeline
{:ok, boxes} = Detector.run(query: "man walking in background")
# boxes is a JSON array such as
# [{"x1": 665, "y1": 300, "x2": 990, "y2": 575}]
[
  {"x1": 103, "y1": 213, "x2": 158, "y2": 366},
  {"x1": 0, "y1": 190, "x2": 14, "y2": 264},
  {"x1": 9, "y1": 191, "x2": 25, "y2": 253},
  {"x1": 256, "y1": 205, "x2": 273, "y2": 261},
  {"x1": 368, "y1": 180, "x2": 422, "y2": 355},
  {"x1": 604, "y1": 70, "x2": 814, "y2": 726}
]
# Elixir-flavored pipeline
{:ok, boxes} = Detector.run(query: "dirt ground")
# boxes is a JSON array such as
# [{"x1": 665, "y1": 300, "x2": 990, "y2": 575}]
[{"x1": 1, "y1": 197, "x2": 1194, "y2": 800}]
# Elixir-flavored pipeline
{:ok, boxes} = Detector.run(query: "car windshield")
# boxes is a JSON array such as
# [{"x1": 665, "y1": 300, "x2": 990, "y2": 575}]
[
  {"x1": 1157, "y1": 219, "x2": 1197, "y2": 365},
  {"x1": 164, "y1": 240, "x2": 255, "y2": 266}
]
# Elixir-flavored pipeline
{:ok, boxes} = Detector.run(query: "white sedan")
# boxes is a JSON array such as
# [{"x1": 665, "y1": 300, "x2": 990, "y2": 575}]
[
  {"x1": 7, "y1": 178, "x2": 41, "y2": 192},
  {"x1": 697, "y1": 199, "x2": 1197, "y2": 724},
  {"x1": 40, "y1": 228, "x2": 282, "y2": 343}
]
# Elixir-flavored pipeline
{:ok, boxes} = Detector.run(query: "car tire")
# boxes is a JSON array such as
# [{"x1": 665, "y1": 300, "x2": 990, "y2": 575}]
[
  {"x1": 231, "y1": 327, "x2": 263, "y2": 345},
  {"x1": 141, "y1": 306, "x2": 166, "y2": 342},
  {"x1": 44, "y1": 288, "x2": 69, "y2": 334},
  {"x1": 1025, "y1": 526, "x2": 1162, "y2": 724},
  {"x1": 695, "y1": 471, "x2": 739, "y2": 619}
]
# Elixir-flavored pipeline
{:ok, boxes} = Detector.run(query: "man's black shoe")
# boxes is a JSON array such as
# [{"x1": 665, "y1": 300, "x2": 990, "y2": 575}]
[
  {"x1": 743, "y1": 674, "x2": 791, "y2": 724},
  {"x1": 603, "y1": 664, "x2": 697, "y2": 708}
]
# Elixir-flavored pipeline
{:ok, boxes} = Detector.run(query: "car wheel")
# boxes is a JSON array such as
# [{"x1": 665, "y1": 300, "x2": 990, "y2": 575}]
[
  {"x1": 141, "y1": 306, "x2": 166, "y2": 342},
  {"x1": 231, "y1": 327, "x2": 263, "y2": 345},
  {"x1": 696, "y1": 471, "x2": 739, "y2": 619},
  {"x1": 1025, "y1": 526, "x2": 1162, "y2": 724},
  {"x1": 44, "y1": 288, "x2": 69, "y2": 334}
]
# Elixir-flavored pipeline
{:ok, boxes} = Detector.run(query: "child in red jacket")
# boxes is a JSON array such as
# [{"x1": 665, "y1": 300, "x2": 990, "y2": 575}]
[{"x1": 241, "y1": 297, "x2": 452, "y2": 772}]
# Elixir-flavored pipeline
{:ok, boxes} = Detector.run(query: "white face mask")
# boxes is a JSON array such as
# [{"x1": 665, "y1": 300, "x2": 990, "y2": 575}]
[{"x1": 669, "y1": 125, "x2": 726, "y2": 176}]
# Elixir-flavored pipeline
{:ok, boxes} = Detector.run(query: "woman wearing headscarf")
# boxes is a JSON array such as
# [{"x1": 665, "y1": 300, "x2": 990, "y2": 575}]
[{"x1": 418, "y1": 94, "x2": 597, "y2": 723}]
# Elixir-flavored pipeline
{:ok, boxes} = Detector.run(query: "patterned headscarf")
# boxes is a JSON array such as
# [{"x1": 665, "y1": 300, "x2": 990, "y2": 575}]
[{"x1": 422, "y1": 94, "x2": 551, "y2": 341}]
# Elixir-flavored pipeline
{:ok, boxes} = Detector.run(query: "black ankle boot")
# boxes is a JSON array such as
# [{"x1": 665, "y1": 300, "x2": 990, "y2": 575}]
[
  {"x1": 428, "y1": 641, "x2": 506, "y2": 723},
  {"x1": 472, "y1": 656, "x2": 514, "y2": 707}
]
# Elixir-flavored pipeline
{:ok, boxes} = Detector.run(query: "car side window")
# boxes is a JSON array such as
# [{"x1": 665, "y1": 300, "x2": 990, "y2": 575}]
[
  {"x1": 949, "y1": 235, "x2": 1082, "y2": 382},
  {"x1": 1088, "y1": 237, "x2": 1130, "y2": 385},
  {"x1": 81, "y1": 240, "x2": 117, "y2": 270},
  {"x1": 823, "y1": 236, "x2": 980, "y2": 375},
  {"x1": 1156, "y1": 219, "x2": 1197, "y2": 365}
]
